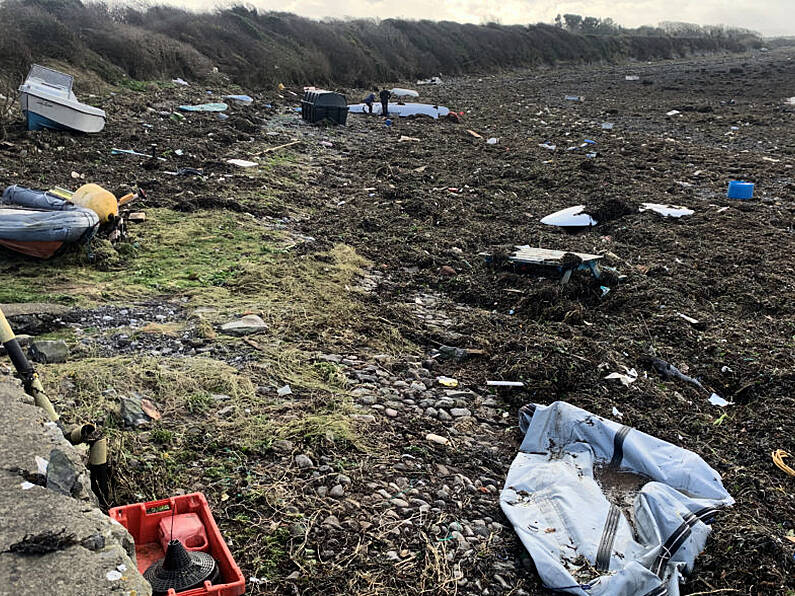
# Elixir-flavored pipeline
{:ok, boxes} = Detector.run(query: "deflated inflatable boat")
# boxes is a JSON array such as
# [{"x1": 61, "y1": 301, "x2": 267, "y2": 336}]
[{"x1": 0, "y1": 185, "x2": 100, "y2": 258}]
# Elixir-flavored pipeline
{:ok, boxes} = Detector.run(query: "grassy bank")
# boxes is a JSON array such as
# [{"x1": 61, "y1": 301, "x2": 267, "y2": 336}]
[{"x1": 0, "y1": 0, "x2": 761, "y2": 86}]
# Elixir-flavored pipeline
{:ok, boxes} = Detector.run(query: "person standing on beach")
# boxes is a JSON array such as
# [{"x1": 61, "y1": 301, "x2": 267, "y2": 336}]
[
  {"x1": 379, "y1": 88, "x2": 391, "y2": 117},
  {"x1": 363, "y1": 91, "x2": 376, "y2": 114}
]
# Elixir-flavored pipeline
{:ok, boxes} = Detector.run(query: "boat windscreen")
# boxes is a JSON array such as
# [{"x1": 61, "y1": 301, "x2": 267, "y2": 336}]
[{"x1": 27, "y1": 65, "x2": 73, "y2": 93}]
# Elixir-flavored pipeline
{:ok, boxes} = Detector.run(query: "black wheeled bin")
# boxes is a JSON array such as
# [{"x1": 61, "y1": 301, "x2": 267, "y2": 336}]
[{"x1": 301, "y1": 90, "x2": 348, "y2": 125}]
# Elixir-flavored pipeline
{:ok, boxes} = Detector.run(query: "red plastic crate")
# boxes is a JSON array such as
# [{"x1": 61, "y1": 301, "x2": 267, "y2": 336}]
[{"x1": 109, "y1": 493, "x2": 245, "y2": 596}]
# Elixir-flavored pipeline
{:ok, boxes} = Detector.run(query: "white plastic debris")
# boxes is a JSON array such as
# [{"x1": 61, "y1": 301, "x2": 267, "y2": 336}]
[
  {"x1": 678, "y1": 313, "x2": 700, "y2": 325},
  {"x1": 391, "y1": 88, "x2": 419, "y2": 98},
  {"x1": 666, "y1": 110, "x2": 681, "y2": 117},
  {"x1": 604, "y1": 367, "x2": 638, "y2": 386},
  {"x1": 348, "y1": 102, "x2": 450, "y2": 119},
  {"x1": 106, "y1": 570, "x2": 123, "y2": 581},
  {"x1": 625, "y1": 75, "x2": 640, "y2": 81},
  {"x1": 538, "y1": 142, "x2": 556, "y2": 151},
  {"x1": 486, "y1": 137, "x2": 499, "y2": 145},
  {"x1": 708, "y1": 394, "x2": 730, "y2": 407},
  {"x1": 35, "y1": 455, "x2": 48, "y2": 475},
  {"x1": 640, "y1": 203, "x2": 694, "y2": 218},
  {"x1": 540, "y1": 205, "x2": 597, "y2": 227},
  {"x1": 227, "y1": 159, "x2": 257, "y2": 168},
  {"x1": 172, "y1": 78, "x2": 189, "y2": 86},
  {"x1": 601, "y1": 122, "x2": 614, "y2": 130},
  {"x1": 565, "y1": 95, "x2": 584, "y2": 102},
  {"x1": 612, "y1": 406, "x2": 623, "y2": 419},
  {"x1": 486, "y1": 380, "x2": 524, "y2": 387},
  {"x1": 277, "y1": 384, "x2": 292, "y2": 396},
  {"x1": 501, "y1": 401, "x2": 734, "y2": 596},
  {"x1": 20, "y1": 481, "x2": 35, "y2": 490}
]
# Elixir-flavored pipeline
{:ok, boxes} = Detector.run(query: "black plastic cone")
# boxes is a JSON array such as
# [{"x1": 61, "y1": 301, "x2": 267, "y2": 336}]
[{"x1": 144, "y1": 539, "x2": 219, "y2": 595}]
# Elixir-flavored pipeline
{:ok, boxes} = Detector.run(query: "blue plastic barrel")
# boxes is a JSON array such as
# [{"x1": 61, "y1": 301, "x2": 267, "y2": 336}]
[{"x1": 727, "y1": 180, "x2": 754, "y2": 199}]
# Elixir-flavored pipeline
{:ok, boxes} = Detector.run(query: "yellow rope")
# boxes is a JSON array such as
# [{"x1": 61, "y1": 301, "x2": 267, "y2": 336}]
[{"x1": 772, "y1": 449, "x2": 795, "y2": 477}]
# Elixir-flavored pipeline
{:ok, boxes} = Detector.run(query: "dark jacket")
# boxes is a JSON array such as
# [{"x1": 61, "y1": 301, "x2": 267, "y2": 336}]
[
  {"x1": 379, "y1": 89, "x2": 391, "y2": 103},
  {"x1": 364, "y1": 93, "x2": 376, "y2": 104}
]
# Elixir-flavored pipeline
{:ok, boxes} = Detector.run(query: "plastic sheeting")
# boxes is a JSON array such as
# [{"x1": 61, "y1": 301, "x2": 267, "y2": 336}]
[
  {"x1": 348, "y1": 103, "x2": 450, "y2": 119},
  {"x1": 501, "y1": 401, "x2": 733, "y2": 596}
]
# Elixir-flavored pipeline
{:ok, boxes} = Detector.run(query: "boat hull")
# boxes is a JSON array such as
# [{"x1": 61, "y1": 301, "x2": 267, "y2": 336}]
[{"x1": 20, "y1": 91, "x2": 106, "y2": 133}]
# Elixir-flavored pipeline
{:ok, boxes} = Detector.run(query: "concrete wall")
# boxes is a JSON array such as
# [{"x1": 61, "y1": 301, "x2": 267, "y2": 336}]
[{"x1": 0, "y1": 377, "x2": 151, "y2": 596}]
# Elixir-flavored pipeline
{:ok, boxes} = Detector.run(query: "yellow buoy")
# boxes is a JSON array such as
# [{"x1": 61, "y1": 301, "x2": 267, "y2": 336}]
[{"x1": 70, "y1": 184, "x2": 118, "y2": 223}]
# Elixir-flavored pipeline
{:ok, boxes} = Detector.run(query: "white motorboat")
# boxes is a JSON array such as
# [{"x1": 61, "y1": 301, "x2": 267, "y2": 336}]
[{"x1": 19, "y1": 65, "x2": 106, "y2": 133}]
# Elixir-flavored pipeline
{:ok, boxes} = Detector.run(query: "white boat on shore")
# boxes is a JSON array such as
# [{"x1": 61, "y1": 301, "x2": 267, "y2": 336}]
[{"x1": 19, "y1": 65, "x2": 106, "y2": 133}]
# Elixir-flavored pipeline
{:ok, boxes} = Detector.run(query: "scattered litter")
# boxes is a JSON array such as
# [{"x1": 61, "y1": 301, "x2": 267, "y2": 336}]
[
  {"x1": 436, "y1": 376, "x2": 458, "y2": 387},
  {"x1": 678, "y1": 313, "x2": 700, "y2": 325},
  {"x1": 398, "y1": 136, "x2": 420, "y2": 143},
  {"x1": 639, "y1": 203, "x2": 694, "y2": 218},
  {"x1": 178, "y1": 102, "x2": 228, "y2": 112},
  {"x1": 128, "y1": 212, "x2": 146, "y2": 223},
  {"x1": 319, "y1": 141, "x2": 333, "y2": 147},
  {"x1": 601, "y1": 122, "x2": 614, "y2": 130},
  {"x1": 20, "y1": 481, "x2": 35, "y2": 490},
  {"x1": 174, "y1": 149, "x2": 184, "y2": 156},
  {"x1": 257, "y1": 140, "x2": 302, "y2": 155},
  {"x1": 426, "y1": 433, "x2": 450, "y2": 446},
  {"x1": 649, "y1": 357, "x2": 705, "y2": 392},
  {"x1": 486, "y1": 380, "x2": 524, "y2": 387},
  {"x1": 224, "y1": 94, "x2": 253, "y2": 105},
  {"x1": 784, "y1": 97, "x2": 795, "y2": 106},
  {"x1": 565, "y1": 95, "x2": 584, "y2": 102},
  {"x1": 501, "y1": 401, "x2": 733, "y2": 596},
  {"x1": 708, "y1": 393, "x2": 730, "y2": 407},
  {"x1": 604, "y1": 367, "x2": 638, "y2": 386},
  {"x1": 507, "y1": 246, "x2": 603, "y2": 283},
  {"x1": 106, "y1": 570, "x2": 123, "y2": 581},
  {"x1": 227, "y1": 159, "x2": 258, "y2": 168},
  {"x1": 772, "y1": 449, "x2": 795, "y2": 477},
  {"x1": 538, "y1": 142, "x2": 556, "y2": 151},
  {"x1": 466, "y1": 129, "x2": 482, "y2": 138},
  {"x1": 666, "y1": 110, "x2": 681, "y2": 117},
  {"x1": 141, "y1": 398, "x2": 161, "y2": 421},
  {"x1": 721, "y1": 365, "x2": 733, "y2": 373},
  {"x1": 611, "y1": 406, "x2": 623, "y2": 419},
  {"x1": 625, "y1": 75, "x2": 640, "y2": 81},
  {"x1": 277, "y1": 384, "x2": 292, "y2": 397},
  {"x1": 727, "y1": 180, "x2": 754, "y2": 199},
  {"x1": 583, "y1": 139, "x2": 596, "y2": 145},
  {"x1": 486, "y1": 137, "x2": 499, "y2": 145},
  {"x1": 540, "y1": 205, "x2": 597, "y2": 227},
  {"x1": 172, "y1": 78, "x2": 189, "y2": 86},
  {"x1": 111, "y1": 148, "x2": 166, "y2": 161},
  {"x1": 417, "y1": 76, "x2": 443, "y2": 85},
  {"x1": 391, "y1": 88, "x2": 419, "y2": 98},
  {"x1": 70, "y1": 171, "x2": 83, "y2": 179},
  {"x1": 217, "y1": 113, "x2": 229, "y2": 121}
]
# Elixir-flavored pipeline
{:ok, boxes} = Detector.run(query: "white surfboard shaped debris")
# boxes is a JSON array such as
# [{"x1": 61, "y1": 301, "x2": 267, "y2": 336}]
[
  {"x1": 640, "y1": 203, "x2": 694, "y2": 218},
  {"x1": 391, "y1": 88, "x2": 419, "y2": 98},
  {"x1": 540, "y1": 205, "x2": 597, "y2": 227},
  {"x1": 348, "y1": 103, "x2": 450, "y2": 119}
]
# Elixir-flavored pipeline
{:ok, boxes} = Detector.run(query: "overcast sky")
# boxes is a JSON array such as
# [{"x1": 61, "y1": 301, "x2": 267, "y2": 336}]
[{"x1": 170, "y1": 0, "x2": 794, "y2": 37}]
